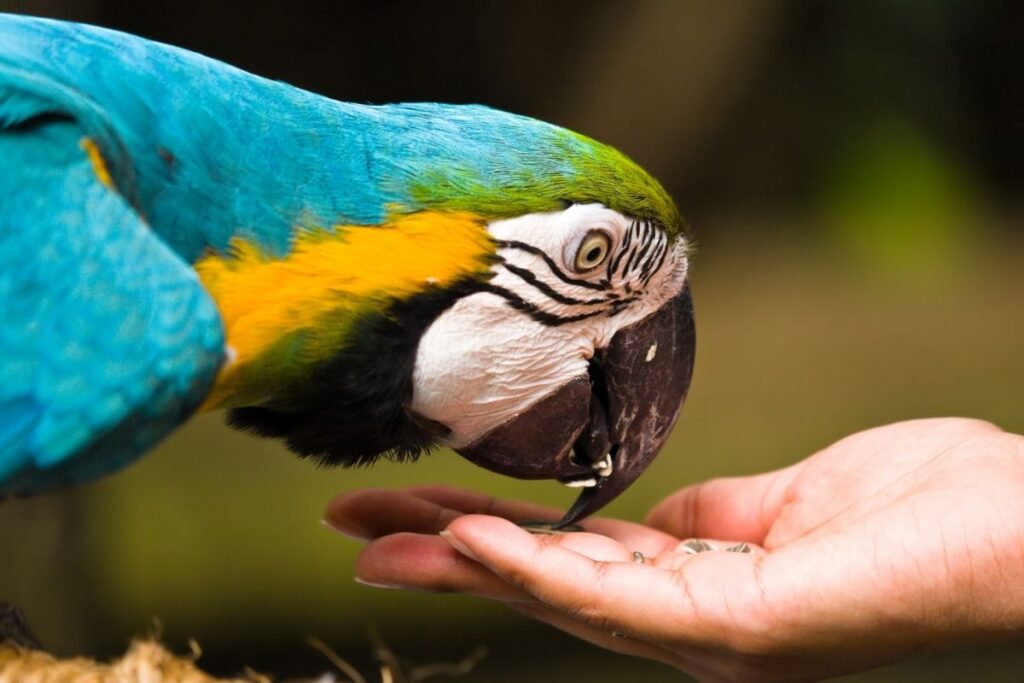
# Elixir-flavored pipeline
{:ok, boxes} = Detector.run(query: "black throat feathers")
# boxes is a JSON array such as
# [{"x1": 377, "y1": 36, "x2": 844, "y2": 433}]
[{"x1": 226, "y1": 278, "x2": 484, "y2": 467}]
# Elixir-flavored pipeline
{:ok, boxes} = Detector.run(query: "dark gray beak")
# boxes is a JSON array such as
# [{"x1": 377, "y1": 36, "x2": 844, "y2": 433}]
[{"x1": 456, "y1": 283, "x2": 696, "y2": 527}]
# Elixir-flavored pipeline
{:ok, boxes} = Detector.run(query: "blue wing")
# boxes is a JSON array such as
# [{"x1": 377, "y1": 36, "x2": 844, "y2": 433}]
[{"x1": 0, "y1": 64, "x2": 225, "y2": 496}]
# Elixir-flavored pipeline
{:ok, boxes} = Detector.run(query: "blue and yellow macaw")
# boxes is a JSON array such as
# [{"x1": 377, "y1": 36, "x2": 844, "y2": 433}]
[{"x1": 0, "y1": 14, "x2": 695, "y2": 526}]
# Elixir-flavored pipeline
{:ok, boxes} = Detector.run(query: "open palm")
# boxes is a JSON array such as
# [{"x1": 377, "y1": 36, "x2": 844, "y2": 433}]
[{"x1": 326, "y1": 418, "x2": 1024, "y2": 681}]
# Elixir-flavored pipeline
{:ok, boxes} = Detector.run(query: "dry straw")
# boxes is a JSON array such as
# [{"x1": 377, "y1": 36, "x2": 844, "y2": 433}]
[
  {"x1": 0, "y1": 639, "x2": 265, "y2": 683},
  {"x1": 0, "y1": 636, "x2": 486, "y2": 683}
]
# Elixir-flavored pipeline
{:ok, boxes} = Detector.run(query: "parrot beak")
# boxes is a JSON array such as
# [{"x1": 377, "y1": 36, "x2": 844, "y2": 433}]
[{"x1": 456, "y1": 283, "x2": 696, "y2": 527}]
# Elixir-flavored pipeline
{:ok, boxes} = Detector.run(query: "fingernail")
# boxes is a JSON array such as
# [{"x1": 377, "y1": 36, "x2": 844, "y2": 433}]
[
  {"x1": 321, "y1": 517, "x2": 370, "y2": 541},
  {"x1": 440, "y1": 529, "x2": 479, "y2": 561},
  {"x1": 354, "y1": 576, "x2": 402, "y2": 589}
]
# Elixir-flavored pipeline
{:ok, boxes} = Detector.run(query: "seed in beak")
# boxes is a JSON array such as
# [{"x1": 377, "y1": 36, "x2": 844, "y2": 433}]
[
  {"x1": 592, "y1": 453, "x2": 614, "y2": 477},
  {"x1": 519, "y1": 521, "x2": 584, "y2": 535},
  {"x1": 560, "y1": 474, "x2": 599, "y2": 488}
]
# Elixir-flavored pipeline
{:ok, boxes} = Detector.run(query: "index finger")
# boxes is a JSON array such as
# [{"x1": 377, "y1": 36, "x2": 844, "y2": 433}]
[
  {"x1": 326, "y1": 485, "x2": 679, "y2": 557},
  {"x1": 442, "y1": 514, "x2": 769, "y2": 650},
  {"x1": 410, "y1": 485, "x2": 679, "y2": 555}
]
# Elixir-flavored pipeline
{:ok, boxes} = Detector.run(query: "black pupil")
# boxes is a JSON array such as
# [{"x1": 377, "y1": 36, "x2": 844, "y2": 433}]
[{"x1": 585, "y1": 246, "x2": 602, "y2": 263}]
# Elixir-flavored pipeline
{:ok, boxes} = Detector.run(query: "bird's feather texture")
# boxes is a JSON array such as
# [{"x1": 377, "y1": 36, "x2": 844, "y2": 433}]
[
  {"x1": 0, "y1": 66, "x2": 224, "y2": 494},
  {"x1": 0, "y1": 13, "x2": 682, "y2": 492}
]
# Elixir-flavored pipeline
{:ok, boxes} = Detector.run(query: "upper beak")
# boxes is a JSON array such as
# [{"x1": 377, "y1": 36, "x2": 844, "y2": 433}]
[{"x1": 456, "y1": 283, "x2": 696, "y2": 527}]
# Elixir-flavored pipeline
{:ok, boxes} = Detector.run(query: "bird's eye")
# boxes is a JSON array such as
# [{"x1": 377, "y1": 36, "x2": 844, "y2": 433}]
[{"x1": 574, "y1": 231, "x2": 611, "y2": 273}]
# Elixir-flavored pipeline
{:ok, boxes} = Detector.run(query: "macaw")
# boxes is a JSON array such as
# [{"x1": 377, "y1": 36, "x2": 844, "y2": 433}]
[{"x1": 0, "y1": 14, "x2": 695, "y2": 527}]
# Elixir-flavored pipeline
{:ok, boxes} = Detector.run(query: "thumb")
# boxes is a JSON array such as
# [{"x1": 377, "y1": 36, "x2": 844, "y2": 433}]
[{"x1": 645, "y1": 464, "x2": 802, "y2": 545}]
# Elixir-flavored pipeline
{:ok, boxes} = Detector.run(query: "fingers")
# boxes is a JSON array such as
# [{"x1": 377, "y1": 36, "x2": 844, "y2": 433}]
[
  {"x1": 403, "y1": 485, "x2": 561, "y2": 522},
  {"x1": 441, "y1": 514, "x2": 769, "y2": 648},
  {"x1": 644, "y1": 466, "x2": 803, "y2": 546},
  {"x1": 350, "y1": 509, "x2": 777, "y2": 667},
  {"x1": 325, "y1": 487, "x2": 461, "y2": 540},
  {"x1": 354, "y1": 532, "x2": 527, "y2": 601},
  {"x1": 326, "y1": 485, "x2": 679, "y2": 557},
  {"x1": 354, "y1": 527, "x2": 636, "y2": 599},
  {"x1": 411, "y1": 485, "x2": 680, "y2": 556}
]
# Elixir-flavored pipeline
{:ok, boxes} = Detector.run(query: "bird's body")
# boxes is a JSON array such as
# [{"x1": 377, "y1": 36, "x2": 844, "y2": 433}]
[{"x1": 0, "y1": 14, "x2": 694, "y2": 524}]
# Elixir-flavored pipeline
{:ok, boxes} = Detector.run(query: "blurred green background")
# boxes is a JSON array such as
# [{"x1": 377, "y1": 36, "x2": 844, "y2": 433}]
[{"x1": 1, "y1": 0, "x2": 1022, "y2": 680}]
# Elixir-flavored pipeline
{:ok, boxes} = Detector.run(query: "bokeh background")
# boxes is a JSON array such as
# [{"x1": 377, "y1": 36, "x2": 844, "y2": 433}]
[{"x1": 2, "y1": 1, "x2": 1022, "y2": 680}]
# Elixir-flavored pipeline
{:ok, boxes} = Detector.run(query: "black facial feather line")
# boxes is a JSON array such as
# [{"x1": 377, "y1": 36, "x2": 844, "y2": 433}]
[{"x1": 490, "y1": 219, "x2": 668, "y2": 327}]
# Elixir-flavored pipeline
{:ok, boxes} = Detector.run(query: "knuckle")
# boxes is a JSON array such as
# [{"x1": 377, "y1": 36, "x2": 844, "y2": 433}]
[
  {"x1": 552, "y1": 561, "x2": 618, "y2": 630},
  {"x1": 500, "y1": 546, "x2": 546, "y2": 594},
  {"x1": 680, "y1": 480, "x2": 712, "y2": 534},
  {"x1": 501, "y1": 564, "x2": 534, "y2": 593},
  {"x1": 564, "y1": 602, "x2": 615, "y2": 631}
]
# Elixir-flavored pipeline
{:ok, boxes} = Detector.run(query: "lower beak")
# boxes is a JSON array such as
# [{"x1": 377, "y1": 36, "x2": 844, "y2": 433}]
[{"x1": 456, "y1": 283, "x2": 696, "y2": 526}]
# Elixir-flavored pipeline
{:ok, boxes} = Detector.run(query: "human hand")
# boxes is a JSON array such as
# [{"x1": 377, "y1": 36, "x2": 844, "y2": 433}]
[{"x1": 324, "y1": 418, "x2": 1024, "y2": 681}]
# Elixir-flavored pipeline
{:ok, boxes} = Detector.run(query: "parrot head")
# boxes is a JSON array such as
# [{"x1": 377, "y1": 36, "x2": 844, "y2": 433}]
[
  {"x1": 205, "y1": 104, "x2": 694, "y2": 526},
  {"x1": 412, "y1": 203, "x2": 694, "y2": 526}
]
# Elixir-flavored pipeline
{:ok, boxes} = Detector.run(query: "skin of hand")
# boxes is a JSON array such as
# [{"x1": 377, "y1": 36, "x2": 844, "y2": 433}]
[{"x1": 324, "y1": 418, "x2": 1024, "y2": 682}]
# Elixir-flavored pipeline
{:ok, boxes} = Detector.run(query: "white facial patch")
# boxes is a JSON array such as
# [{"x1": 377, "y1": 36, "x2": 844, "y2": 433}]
[{"x1": 409, "y1": 203, "x2": 688, "y2": 448}]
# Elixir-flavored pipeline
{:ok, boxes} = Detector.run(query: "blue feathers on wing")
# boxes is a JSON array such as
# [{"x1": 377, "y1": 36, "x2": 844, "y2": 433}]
[{"x1": 0, "y1": 38, "x2": 225, "y2": 496}]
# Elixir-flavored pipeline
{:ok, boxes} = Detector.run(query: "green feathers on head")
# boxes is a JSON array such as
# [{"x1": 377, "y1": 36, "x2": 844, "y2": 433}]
[{"x1": 381, "y1": 105, "x2": 684, "y2": 240}]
